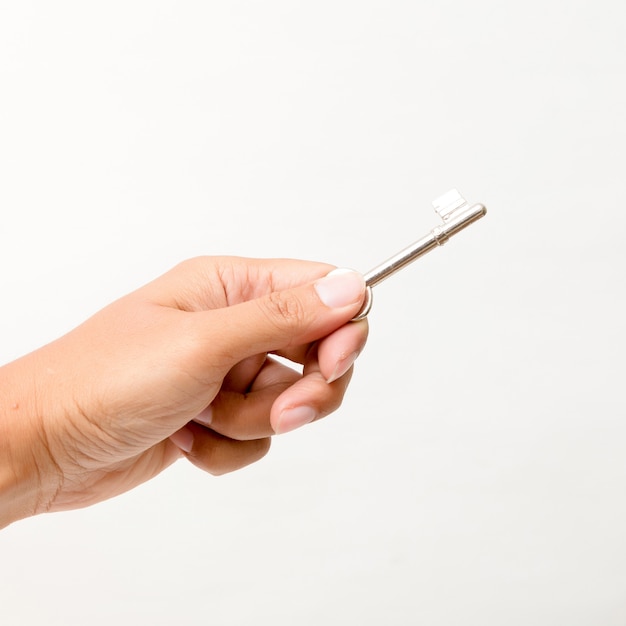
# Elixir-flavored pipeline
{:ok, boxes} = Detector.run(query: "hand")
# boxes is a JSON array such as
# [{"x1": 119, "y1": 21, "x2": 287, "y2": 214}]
[{"x1": 0, "y1": 257, "x2": 368, "y2": 527}]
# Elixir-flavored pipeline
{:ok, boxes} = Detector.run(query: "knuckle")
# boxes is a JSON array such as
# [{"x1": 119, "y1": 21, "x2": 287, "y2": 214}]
[{"x1": 263, "y1": 291, "x2": 308, "y2": 328}]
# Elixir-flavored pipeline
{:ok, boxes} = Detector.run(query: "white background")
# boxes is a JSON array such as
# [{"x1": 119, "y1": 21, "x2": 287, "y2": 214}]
[{"x1": 1, "y1": 1, "x2": 625, "y2": 624}]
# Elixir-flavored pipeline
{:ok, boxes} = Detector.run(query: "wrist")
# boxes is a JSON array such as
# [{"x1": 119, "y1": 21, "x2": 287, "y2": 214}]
[{"x1": 0, "y1": 356, "x2": 60, "y2": 529}]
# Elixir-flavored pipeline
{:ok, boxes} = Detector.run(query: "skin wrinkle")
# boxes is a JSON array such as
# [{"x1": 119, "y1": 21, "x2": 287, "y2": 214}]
[
  {"x1": 0, "y1": 427, "x2": 28, "y2": 519},
  {"x1": 216, "y1": 260, "x2": 236, "y2": 307},
  {"x1": 24, "y1": 358, "x2": 65, "y2": 514},
  {"x1": 267, "y1": 289, "x2": 308, "y2": 328},
  {"x1": 70, "y1": 402, "x2": 124, "y2": 461},
  {"x1": 46, "y1": 433, "x2": 180, "y2": 512},
  {"x1": 59, "y1": 391, "x2": 153, "y2": 470},
  {"x1": 189, "y1": 262, "x2": 224, "y2": 311},
  {"x1": 33, "y1": 413, "x2": 64, "y2": 514}
]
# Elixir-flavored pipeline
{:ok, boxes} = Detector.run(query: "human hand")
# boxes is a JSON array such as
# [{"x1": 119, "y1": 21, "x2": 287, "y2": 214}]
[{"x1": 0, "y1": 257, "x2": 368, "y2": 527}]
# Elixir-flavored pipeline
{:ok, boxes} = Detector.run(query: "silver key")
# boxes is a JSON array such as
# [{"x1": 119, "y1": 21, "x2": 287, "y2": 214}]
[{"x1": 353, "y1": 189, "x2": 487, "y2": 320}]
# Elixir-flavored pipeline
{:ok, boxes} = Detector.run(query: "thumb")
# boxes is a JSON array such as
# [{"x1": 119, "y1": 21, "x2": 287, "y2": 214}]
[{"x1": 206, "y1": 268, "x2": 366, "y2": 365}]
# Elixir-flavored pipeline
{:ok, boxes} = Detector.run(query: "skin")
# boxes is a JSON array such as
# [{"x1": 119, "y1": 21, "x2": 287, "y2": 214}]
[{"x1": 0, "y1": 257, "x2": 368, "y2": 529}]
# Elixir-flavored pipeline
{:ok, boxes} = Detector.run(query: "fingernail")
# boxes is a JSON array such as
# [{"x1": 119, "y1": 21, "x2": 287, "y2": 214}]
[
  {"x1": 275, "y1": 406, "x2": 317, "y2": 435},
  {"x1": 169, "y1": 426, "x2": 194, "y2": 453},
  {"x1": 314, "y1": 269, "x2": 365, "y2": 308},
  {"x1": 327, "y1": 351, "x2": 359, "y2": 384},
  {"x1": 193, "y1": 406, "x2": 213, "y2": 427}
]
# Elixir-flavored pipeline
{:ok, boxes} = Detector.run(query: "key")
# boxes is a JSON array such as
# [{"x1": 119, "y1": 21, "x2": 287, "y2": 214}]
[{"x1": 352, "y1": 189, "x2": 487, "y2": 320}]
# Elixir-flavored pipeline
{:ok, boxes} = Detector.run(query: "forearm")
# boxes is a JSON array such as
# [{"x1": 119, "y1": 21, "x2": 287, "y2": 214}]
[{"x1": 0, "y1": 356, "x2": 57, "y2": 529}]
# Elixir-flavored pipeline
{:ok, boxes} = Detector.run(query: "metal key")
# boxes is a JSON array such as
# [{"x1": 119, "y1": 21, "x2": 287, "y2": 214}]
[{"x1": 353, "y1": 189, "x2": 487, "y2": 320}]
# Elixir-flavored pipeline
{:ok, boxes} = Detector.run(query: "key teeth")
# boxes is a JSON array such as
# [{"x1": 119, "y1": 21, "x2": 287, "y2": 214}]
[{"x1": 432, "y1": 188, "x2": 469, "y2": 222}]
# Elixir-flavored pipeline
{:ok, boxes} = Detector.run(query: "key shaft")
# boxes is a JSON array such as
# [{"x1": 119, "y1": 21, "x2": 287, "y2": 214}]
[
  {"x1": 364, "y1": 201, "x2": 486, "y2": 288},
  {"x1": 352, "y1": 189, "x2": 486, "y2": 321}
]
